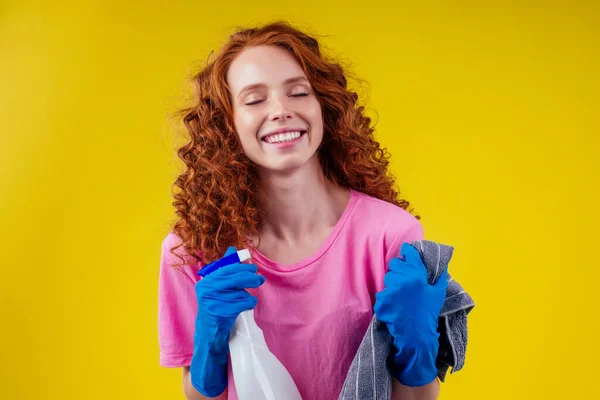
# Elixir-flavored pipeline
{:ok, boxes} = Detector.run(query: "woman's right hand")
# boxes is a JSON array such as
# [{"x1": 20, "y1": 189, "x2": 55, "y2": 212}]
[{"x1": 190, "y1": 246, "x2": 266, "y2": 397}]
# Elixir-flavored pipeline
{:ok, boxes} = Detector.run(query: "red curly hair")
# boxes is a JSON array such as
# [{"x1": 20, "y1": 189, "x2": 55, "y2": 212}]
[{"x1": 169, "y1": 21, "x2": 419, "y2": 266}]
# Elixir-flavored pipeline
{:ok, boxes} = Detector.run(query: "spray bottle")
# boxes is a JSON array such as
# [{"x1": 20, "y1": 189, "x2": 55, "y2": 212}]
[{"x1": 198, "y1": 249, "x2": 303, "y2": 400}]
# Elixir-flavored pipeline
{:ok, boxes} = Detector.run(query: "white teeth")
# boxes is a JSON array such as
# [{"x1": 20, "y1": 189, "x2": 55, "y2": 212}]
[{"x1": 265, "y1": 131, "x2": 302, "y2": 144}]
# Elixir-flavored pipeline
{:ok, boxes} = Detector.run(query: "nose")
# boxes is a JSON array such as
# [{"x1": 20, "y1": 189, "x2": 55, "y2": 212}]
[{"x1": 269, "y1": 95, "x2": 293, "y2": 121}]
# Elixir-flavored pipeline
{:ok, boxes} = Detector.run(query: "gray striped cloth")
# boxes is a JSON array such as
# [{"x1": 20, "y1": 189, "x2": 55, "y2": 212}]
[{"x1": 338, "y1": 240, "x2": 475, "y2": 399}]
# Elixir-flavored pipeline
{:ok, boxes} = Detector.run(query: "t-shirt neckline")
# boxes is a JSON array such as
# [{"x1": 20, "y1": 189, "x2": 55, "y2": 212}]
[{"x1": 249, "y1": 189, "x2": 359, "y2": 273}]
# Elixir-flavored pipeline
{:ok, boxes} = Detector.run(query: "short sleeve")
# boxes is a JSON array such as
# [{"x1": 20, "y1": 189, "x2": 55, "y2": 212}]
[
  {"x1": 384, "y1": 219, "x2": 425, "y2": 267},
  {"x1": 158, "y1": 233, "x2": 200, "y2": 367}
]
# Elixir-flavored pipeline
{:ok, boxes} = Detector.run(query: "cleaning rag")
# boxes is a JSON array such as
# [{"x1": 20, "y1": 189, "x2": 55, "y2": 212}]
[{"x1": 338, "y1": 240, "x2": 475, "y2": 400}]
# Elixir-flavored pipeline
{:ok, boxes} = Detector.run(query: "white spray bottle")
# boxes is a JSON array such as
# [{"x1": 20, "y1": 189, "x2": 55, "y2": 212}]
[
  {"x1": 229, "y1": 308, "x2": 303, "y2": 400},
  {"x1": 199, "y1": 248, "x2": 302, "y2": 399}
]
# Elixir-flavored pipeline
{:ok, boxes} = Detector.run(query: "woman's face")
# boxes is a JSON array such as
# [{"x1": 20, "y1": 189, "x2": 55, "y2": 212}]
[{"x1": 227, "y1": 45, "x2": 323, "y2": 173}]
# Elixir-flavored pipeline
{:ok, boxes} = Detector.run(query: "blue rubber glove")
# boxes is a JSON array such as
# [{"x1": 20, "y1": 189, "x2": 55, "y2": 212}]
[
  {"x1": 374, "y1": 242, "x2": 449, "y2": 387},
  {"x1": 190, "y1": 246, "x2": 266, "y2": 396}
]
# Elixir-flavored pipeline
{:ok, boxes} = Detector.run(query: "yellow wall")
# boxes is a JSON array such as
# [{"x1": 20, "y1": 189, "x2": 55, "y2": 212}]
[{"x1": 1, "y1": 1, "x2": 598, "y2": 399}]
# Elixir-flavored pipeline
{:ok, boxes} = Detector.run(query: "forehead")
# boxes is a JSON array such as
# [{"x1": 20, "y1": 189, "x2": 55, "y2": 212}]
[{"x1": 226, "y1": 45, "x2": 307, "y2": 94}]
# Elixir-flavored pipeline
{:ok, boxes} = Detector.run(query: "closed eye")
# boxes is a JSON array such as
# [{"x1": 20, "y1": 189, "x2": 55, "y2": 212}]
[
  {"x1": 245, "y1": 99, "x2": 264, "y2": 106},
  {"x1": 245, "y1": 93, "x2": 308, "y2": 106}
]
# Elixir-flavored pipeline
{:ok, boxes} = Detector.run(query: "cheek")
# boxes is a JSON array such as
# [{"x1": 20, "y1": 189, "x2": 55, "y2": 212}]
[
  {"x1": 234, "y1": 112, "x2": 260, "y2": 142},
  {"x1": 308, "y1": 101, "x2": 324, "y2": 133}
]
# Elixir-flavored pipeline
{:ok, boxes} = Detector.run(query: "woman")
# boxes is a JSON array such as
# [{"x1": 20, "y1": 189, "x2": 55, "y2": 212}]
[{"x1": 158, "y1": 21, "x2": 446, "y2": 400}]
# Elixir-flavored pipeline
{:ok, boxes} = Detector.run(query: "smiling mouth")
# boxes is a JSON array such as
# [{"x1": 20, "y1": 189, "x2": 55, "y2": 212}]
[{"x1": 262, "y1": 130, "x2": 307, "y2": 144}]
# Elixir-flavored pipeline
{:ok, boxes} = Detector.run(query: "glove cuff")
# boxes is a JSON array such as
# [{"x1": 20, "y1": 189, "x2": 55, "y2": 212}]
[
  {"x1": 190, "y1": 336, "x2": 230, "y2": 396},
  {"x1": 392, "y1": 337, "x2": 439, "y2": 387}
]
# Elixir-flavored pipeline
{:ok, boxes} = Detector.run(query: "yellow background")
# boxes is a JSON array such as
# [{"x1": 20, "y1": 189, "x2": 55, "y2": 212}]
[{"x1": 1, "y1": 0, "x2": 598, "y2": 399}]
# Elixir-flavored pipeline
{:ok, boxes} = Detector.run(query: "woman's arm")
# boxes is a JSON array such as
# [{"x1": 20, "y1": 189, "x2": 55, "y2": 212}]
[
  {"x1": 391, "y1": 378, "x2": 440, "y2": 400},
  {"x1": 183, "y1": 367, "x2": 228, "y2": 400}
]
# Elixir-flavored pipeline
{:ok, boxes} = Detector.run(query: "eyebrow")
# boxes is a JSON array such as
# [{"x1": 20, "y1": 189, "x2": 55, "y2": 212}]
[{"x1": 236, "y1": 76, "x2": 309, "y2": 99}]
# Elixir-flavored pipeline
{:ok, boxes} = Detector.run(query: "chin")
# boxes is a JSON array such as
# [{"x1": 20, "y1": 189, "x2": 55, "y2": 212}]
[
  {"x1": 261, "y1": 156, "x2": 310, "y2": 173},
  {"x1": 272, "y1": 160, "x2": 306, "y2": 172}
]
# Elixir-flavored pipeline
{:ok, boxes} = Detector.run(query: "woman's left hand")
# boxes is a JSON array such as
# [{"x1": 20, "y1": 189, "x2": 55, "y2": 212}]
[{"x1": 374, "y1": 242, "x2": 449, "y2": 387}]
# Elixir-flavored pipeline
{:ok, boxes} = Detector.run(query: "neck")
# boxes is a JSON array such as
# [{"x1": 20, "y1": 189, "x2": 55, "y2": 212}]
[{"x1": 256, "y1": 155, "x2": 350, "y2": 244}]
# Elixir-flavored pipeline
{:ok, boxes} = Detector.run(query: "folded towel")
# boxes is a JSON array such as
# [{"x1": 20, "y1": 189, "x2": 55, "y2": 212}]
[{"x1": 338, "y1": 240, "x2": 474, "y2": 400}]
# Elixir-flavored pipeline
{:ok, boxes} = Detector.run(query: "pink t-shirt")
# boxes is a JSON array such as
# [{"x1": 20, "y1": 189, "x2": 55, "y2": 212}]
[{"x1": 158, "y1": 189, "x2": 424, "y2": 399}]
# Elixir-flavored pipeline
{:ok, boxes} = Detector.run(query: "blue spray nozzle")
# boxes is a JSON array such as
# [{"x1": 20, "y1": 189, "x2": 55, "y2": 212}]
[{"x1": 197, "y1": 249, "x2": 251, "y2": 277}]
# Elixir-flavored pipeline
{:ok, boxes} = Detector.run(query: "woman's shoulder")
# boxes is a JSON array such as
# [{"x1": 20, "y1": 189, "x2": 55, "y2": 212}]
[
  {"x1": 162, "y1": 231, "x2": 181, "y2": 248},
  {"x1": 347, "y1": 190, "x2": 424, "y2": 260},
  {"x1": 350, "y1": 189, "x2": 422, "y2": 231},
  {"x1": 160, "y1": 231, "x2": 202, "y2": 271}
]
